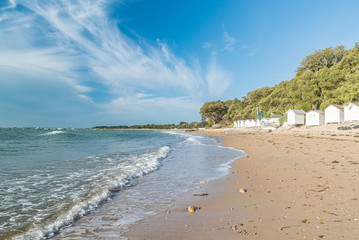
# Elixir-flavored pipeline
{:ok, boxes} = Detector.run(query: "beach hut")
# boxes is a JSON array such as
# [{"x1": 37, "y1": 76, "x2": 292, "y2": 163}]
[
  {"x1": 248, "y1": 120, "x2": 256, "y2": 127},
  {"x1": 244, "y1": 119, "x2": 255, "y2": 128},
  {"x1": 344, "y1": 103, "x2": 359, "y2": 122},
  {"x1": 306, "y1": 110, "x2": 325, "y2": 126},
  {"x1": 325, "y1": 105, "x2": 344, "y2": 124},
  {"x1": 286, "y1": 109, "x2": 306, "y2": 125},
  {"x1": 261, "y1": 117, "x2": 270, "y2": 124},
  {"x1": 255, "y1": 119, "x2": 261, "y2": 127},
  {"x1": 240, "y1": 120, "x2": 245, "y2": 128},
  {"x1": 268, "y1": 116, "x2": 281, "y2": 126}
]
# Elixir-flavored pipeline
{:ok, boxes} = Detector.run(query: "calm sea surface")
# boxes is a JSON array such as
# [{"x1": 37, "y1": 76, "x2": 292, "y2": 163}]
[{"x1": 0, "y1": 128, "x2": 245, "y2": 239}]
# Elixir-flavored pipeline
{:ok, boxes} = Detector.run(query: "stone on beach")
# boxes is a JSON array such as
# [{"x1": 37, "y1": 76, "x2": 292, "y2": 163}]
[
  {"x1": 108, "y1": 187, "x2": 121, "y2": 193},
  {"x1": 188, "y1": 206, "x2": 195, "y2": 213},
  {"x1": 239, "y1": 188, "x2": 247, "y2": 193},
  {"x1": 193, "y1": 193, "x2": 208, "y2": 196}
]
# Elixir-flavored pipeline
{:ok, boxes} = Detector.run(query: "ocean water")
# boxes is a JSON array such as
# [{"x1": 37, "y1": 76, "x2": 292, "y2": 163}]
[{"x1": 0, "y1": 128, "x2": 245, "y2": 240}]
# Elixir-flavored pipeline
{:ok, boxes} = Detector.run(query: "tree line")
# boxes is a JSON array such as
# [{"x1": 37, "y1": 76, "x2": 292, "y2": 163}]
[
  {"x1": 93, "y1": 121, "x2": 207, "y2": 130},
  {"x1": 200, "y1": 43, "x2": 359, "y2": 126}
]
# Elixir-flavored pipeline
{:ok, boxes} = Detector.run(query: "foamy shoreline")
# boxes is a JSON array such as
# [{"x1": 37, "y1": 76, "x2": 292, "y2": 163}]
[{"x1": 125, "y1": 122, "x2": 359, "y2": 239}]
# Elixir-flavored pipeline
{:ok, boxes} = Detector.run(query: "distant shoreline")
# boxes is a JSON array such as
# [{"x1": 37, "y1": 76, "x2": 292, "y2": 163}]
[{"x1": 92, "y1": 127, "x2": 197, "y2": 131}]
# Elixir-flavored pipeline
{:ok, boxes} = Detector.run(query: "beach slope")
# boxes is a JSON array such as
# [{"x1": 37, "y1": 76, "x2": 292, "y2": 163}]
[{"x1": 125, "y1": 125, "x2": 359, "y2": 239}]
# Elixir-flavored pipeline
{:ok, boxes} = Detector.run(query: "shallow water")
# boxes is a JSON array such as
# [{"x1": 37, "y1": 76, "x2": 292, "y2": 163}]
[{"x1": 0, "y1": 128, "x2": 245, "y2": 239}]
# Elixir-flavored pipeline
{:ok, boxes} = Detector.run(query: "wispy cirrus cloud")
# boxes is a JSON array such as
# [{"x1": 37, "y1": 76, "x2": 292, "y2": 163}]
[
  {"x1": 0, "y1": 0, "x2": 232, "y2": 126},
  {"x1": 206, "y1": 59, "x2": 232, "y2": 97},
  {"x1": 4, "y1": 0, "x2": 206, "y2": 97},
  {"x1": 223, "y1": 30, "x2": 237, "y2": 52},
  {"x1": 0, "y1": 0, "x2": 16, "y2": 10},
  {"x1": 201, "y1": 41, "x2": 213, "y2": 49},
  {"x1": 100, "y1": 94, "x2": 201, "y2": 125}
]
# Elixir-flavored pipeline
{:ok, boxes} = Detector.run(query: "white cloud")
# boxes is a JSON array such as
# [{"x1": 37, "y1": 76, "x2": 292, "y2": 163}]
[
  {"x1": 101, "y1": 95, "x2": 201, "y2": 124},
  {"x1": 201, "y1": 41, "x2": 213, "y2": 49},
  {"x1": 0, "y1": 0, "x2": 232, "y2": 125},
  {"x1": 0, "y1": 14, "x2": 8, "y2": 22},
  {"x1": 136, "y1": 92, "x2": 153, "y2": 98},
  {"x1": 223, "y1": 30, "x2": 236, "y2": 52},
  {"x1": 0, "y1": 0, "x2": 16, "y2": 10},
  {"x1": 15, "y1": 1, "x2": 207, "y2": 96},
  {"x1": 78, "y1": 94, "x2": 94, "y2": 103},
  {"x1": 9, "y1": 0, "x2": 16, "y2": 8},
  {"x1": 206, "y1": 59, "x2": 232, "y2": 97}
]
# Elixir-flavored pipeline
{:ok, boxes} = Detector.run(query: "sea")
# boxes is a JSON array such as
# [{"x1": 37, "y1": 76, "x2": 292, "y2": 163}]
[{"x1": 0, "y1": 128, "x2": 245, "y2": 240}]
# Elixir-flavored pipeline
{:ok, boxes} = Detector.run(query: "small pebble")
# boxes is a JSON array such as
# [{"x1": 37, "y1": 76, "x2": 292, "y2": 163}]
[
  {"x1": 185, "y1": 224, "x2": 189, "y2": 228},
  {"x1": 239, "y1": 188, "x2": 247, "y2": 193},
  {"x1": 188, "y1": 206, "x2": 195, "y2": 213}
]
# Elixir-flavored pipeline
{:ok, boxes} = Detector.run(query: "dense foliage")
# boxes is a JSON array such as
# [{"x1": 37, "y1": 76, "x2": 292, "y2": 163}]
[{"x1": 200, "y1": 43, "x2": 359, "y2": 125}]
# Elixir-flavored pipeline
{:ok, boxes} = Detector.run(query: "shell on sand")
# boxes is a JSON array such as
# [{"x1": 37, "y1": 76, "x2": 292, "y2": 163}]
[{"x1": 188, "y1": 206, "x2": 195, "y2": 213}]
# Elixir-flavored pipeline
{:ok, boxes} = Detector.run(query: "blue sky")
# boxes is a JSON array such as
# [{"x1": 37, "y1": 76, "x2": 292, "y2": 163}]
[{"x1": 1, "y1": 0, "x2": 359, "y2": 127}]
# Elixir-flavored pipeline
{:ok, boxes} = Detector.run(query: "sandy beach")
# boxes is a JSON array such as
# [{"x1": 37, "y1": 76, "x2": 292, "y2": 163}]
[{"x1": 125, "y1": 123, "x2": 359, "y2": 240}]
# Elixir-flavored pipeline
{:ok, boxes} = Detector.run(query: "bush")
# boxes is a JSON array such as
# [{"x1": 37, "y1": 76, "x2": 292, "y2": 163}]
[{"x1": 279, "y1": 115, "x2": 287, "y2": 126}]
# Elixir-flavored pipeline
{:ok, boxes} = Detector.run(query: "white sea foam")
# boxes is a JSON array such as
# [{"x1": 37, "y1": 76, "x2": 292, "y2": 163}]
[
  {"x1": 41, "y1": 130, "x2": 64, "y2": 136},
  {"x1": 2, "y1": 129, "x2": 244, "y2": 240},
  {"x1": 164, "y1": 130, "x2": 204, "y2": 138},
  {"x1": 162, "y1": 131, "x2": 205, "y2": 145},
  {"x1": 183, "y1": 136, "x2": 203, "y2": 145},
  {"x1": 11, "y1": 145, "x2": 170, "y2": 240}
]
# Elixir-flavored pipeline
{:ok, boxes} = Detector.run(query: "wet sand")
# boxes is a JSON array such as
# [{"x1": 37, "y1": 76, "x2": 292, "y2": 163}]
[{"x1": 125, "y1": 123, "x2": 359, "y2": 239}]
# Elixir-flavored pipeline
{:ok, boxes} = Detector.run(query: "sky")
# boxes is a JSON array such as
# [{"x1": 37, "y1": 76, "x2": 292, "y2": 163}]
[{"x1": 1, "y1": 0, "x2": 359, "y2": 127}]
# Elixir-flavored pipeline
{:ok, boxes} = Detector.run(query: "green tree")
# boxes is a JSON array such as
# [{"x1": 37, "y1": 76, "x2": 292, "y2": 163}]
[
  {"x1": 199, "y1": 43, "x2": 359, "y2": 125},
  {"x1": 297, "y1": 45, "x2": 346, "y2": 73},
  {"x1": 200, "y1": 100, "x2": 228, "y2": 125}
]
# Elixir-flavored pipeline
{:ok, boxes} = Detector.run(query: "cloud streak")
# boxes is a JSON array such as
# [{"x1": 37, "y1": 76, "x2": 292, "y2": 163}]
[
  {"x1": 206, "y1": 59, "x2": 232, "y2": 97},
  {"x1": 0, "y1": 0, "x2": 233, "y2": 126},
  {"x1": 223, "y1": 30, "x2": 236, "y2": 52}
]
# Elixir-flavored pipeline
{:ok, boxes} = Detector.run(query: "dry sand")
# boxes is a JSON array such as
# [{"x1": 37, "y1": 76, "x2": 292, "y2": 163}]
[{"x1": 125, "y1": 123, "x2": 359, "y2": 240}]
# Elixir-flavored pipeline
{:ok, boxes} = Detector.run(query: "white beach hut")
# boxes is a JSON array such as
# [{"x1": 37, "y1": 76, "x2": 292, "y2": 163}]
[
  {"x1": 261, "y1": 117, "x2": 270, "y2": 124},
  {"x1": 324, "y1": 105, "x2": 344, "y2": 124},
  {"x1": 268, "y1": 116, "x2": 281, "y2": 126},
  {"x1": 240, "y1": 120, "x2": 245, "y2": 128},
  {"x1": 286, "y1": 109, "x2": 306, "y2": 125},
  {"x1": 233, "y1": 120, "x2": 239, "y2": 128},
  {"x1": 344, "y1": 103, "x2": 359, "y2": 122},
  {"x1": 255, "y1": 119, "x2": 261, "y2": 127},
  {"x1": 249, "y1": 120, "x2": 256, "y2": 127},
  {"x1": 244, "y1": 119, "x2": 255, "y2": 128},
  {"x1": 306, "y1": 110, "x2": 325, "y2": 126}
]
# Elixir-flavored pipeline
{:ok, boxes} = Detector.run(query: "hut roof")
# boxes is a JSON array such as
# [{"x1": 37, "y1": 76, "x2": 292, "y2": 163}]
[
  {"x1": 286, "y1": 109, "x2": 306, "y2": 114},
  {"x1": 307, "y1": 110, "x2": 324, "y2": 114},
  {"x1": 345, "y1": 102, "x2": 359, "y2": 107},
  {"x1": 326, "y1": 104, "x2": 344, "y2": 110}
]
